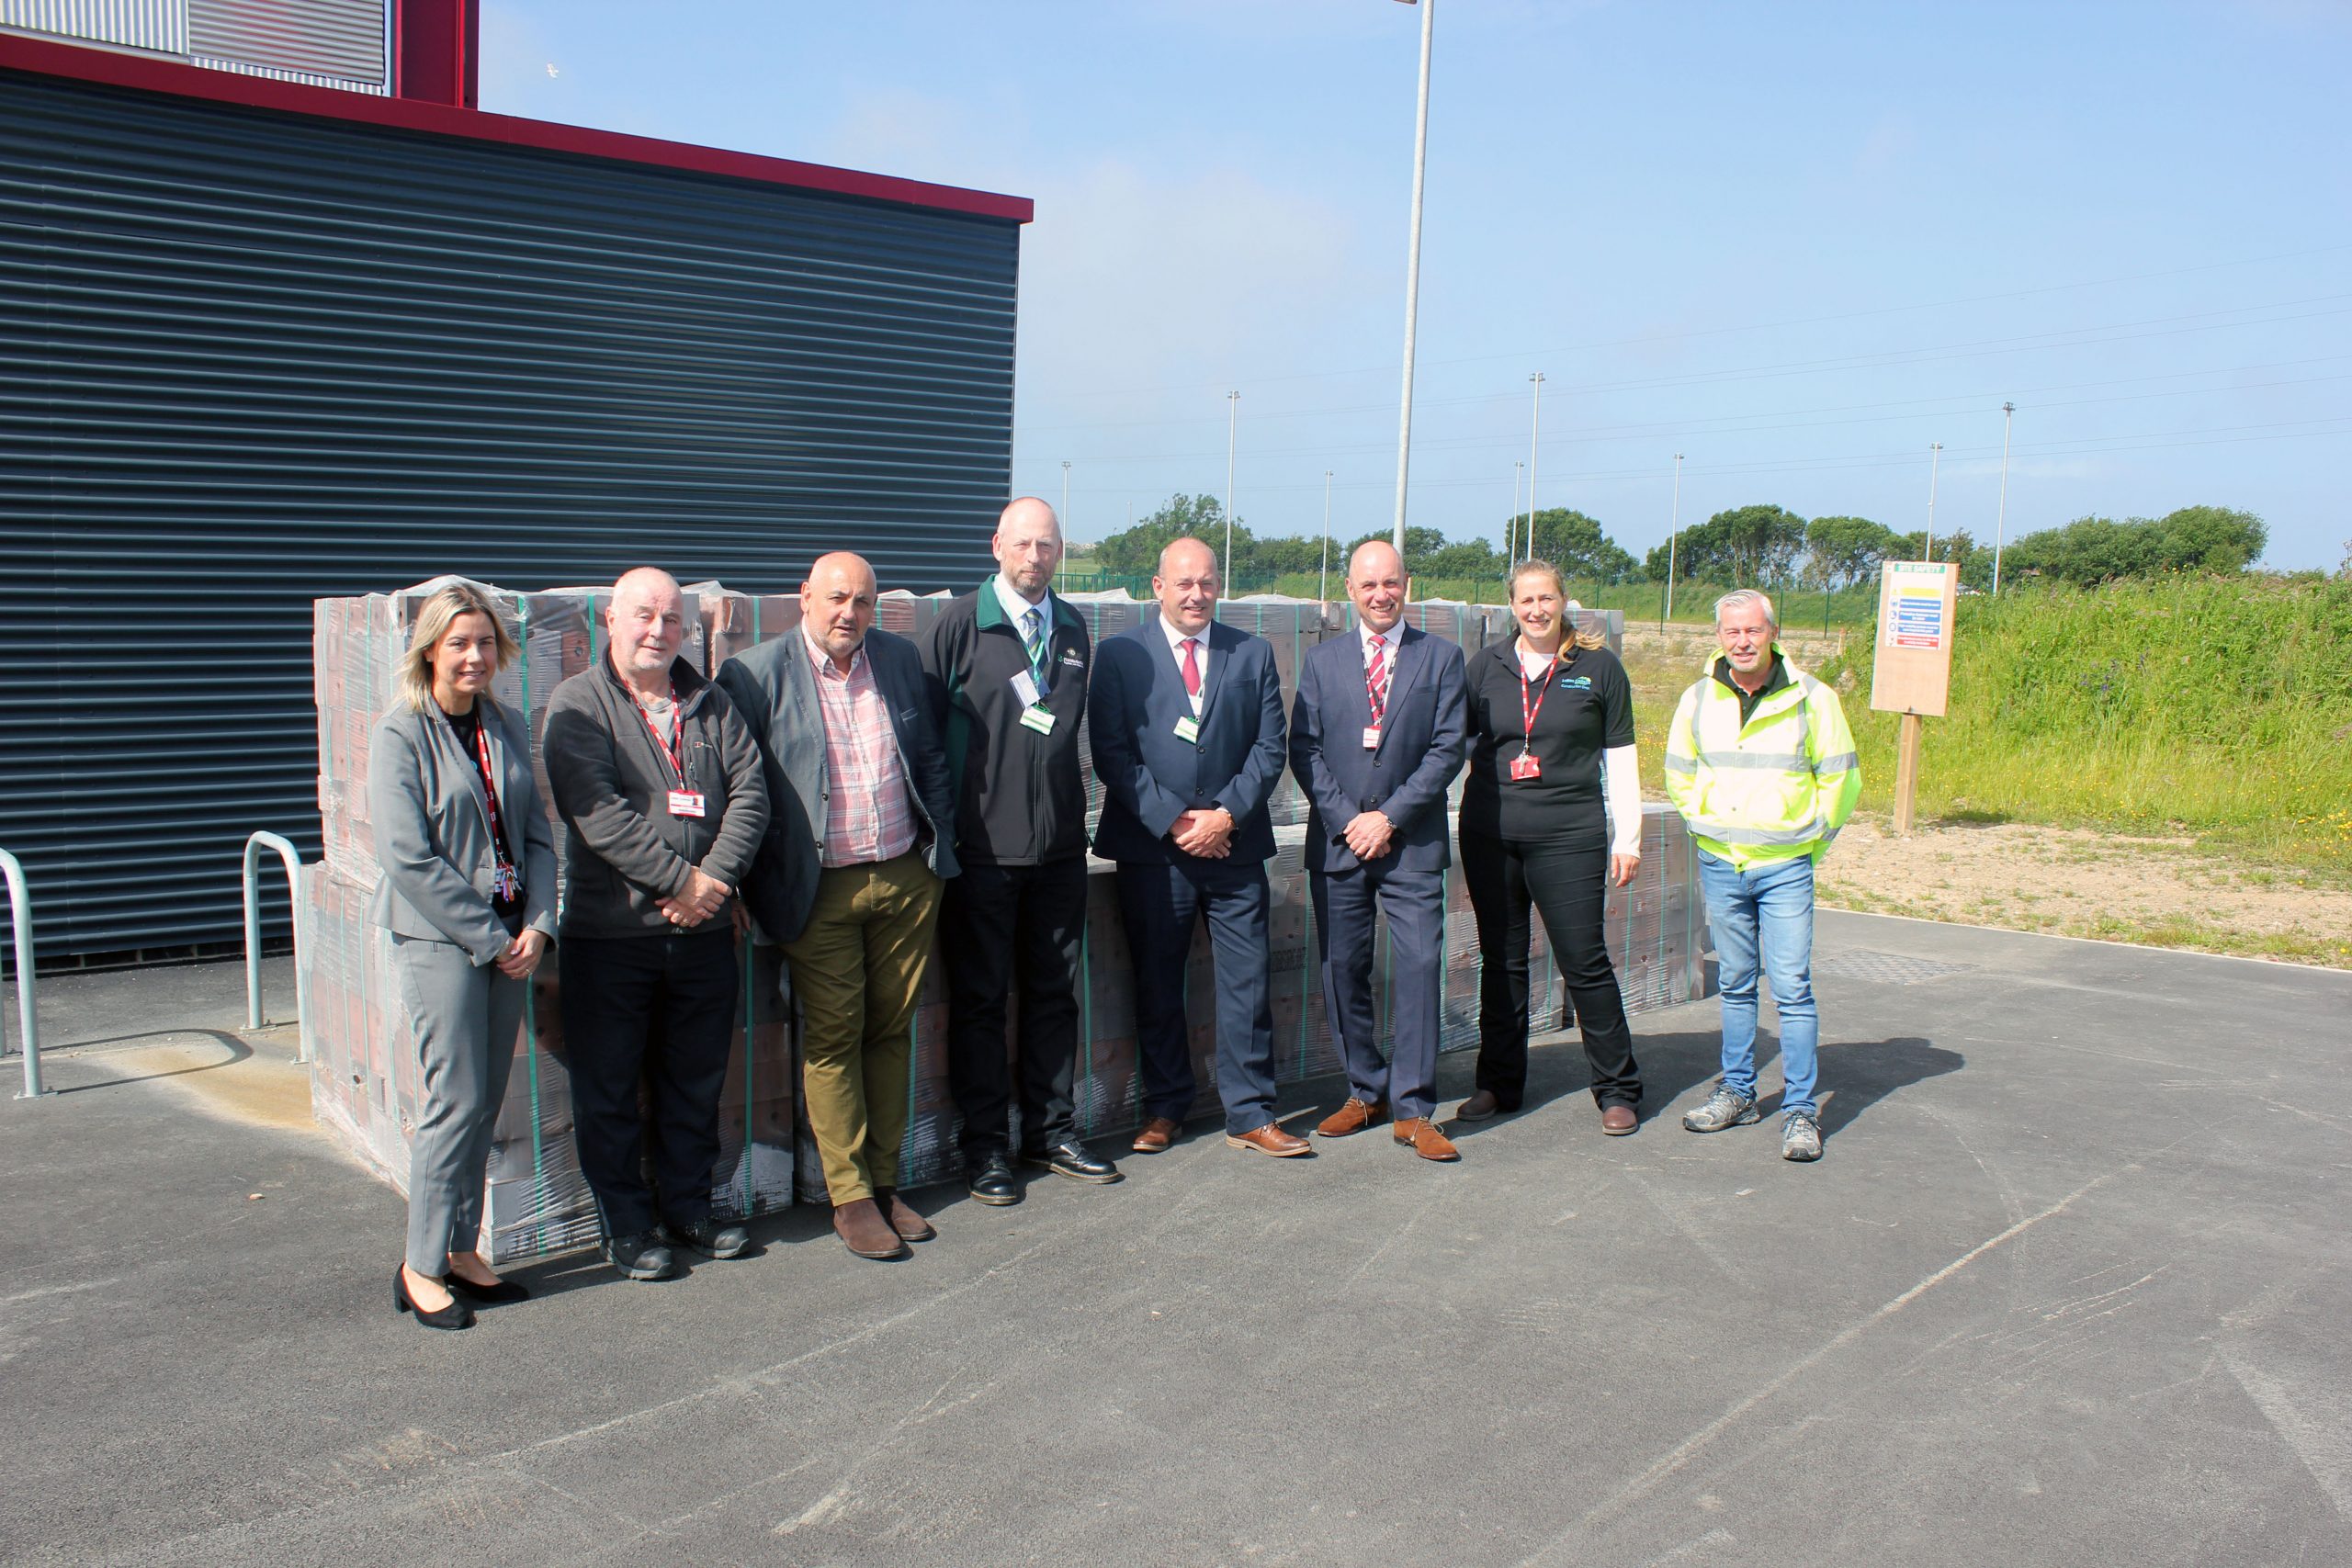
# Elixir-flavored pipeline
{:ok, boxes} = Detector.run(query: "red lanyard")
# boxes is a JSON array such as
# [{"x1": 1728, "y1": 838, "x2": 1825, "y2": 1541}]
[
  {"x1": 1518, "y1": 644, "x2": 1566, "y2": 739},
  {"x1": 469, "y1": 718, "x2": 514, "y2": 867},
  {"x1": 627, "y1": 685, "x2": 686, "y2": 784}
]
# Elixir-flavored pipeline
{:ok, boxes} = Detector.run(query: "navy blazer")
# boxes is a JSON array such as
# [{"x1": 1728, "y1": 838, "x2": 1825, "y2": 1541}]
[
  {"x1": 1289, "y1": 624, "x2": 1469, "y2": 874},
  {"x1": 1089, "y1": 615, "x2": 1288, "y2": 864}
]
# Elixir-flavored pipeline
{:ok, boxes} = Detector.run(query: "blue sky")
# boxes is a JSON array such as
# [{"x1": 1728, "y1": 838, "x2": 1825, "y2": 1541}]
[{"x1": 480, "y1": 2, "x2": 2350, "y2": 570}]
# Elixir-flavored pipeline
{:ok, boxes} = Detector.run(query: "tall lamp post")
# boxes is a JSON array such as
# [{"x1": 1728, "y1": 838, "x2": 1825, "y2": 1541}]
[
  {"x1": 1526, "y1": 371, "x2": 1545, "y2": 556},
  {"x1": 1664, "y1": 452, "x2": 1685, "y2": 620},
  {"x1": 1390, "y1": 0, "x2": 1435, "y2": 558},
  {"x1": 1319, "y1": 468, "x2": 1335, "y2": 604},
  {"x1": 1223, "y1": 389, "x2": 1240, "y2": 583},
  {"x1": 1993, "y1": 401, "x2": 2015, "y2": 595},
  {"x1": 1925, "y1": 441, "x2": 1943, "y2": 560},
  {"x1": 1060, "y1": 460, "x2": 1071, "y2": 527},
  {"x1": 1509, "y1": 459, "x2": 1524, "y2": 563}
]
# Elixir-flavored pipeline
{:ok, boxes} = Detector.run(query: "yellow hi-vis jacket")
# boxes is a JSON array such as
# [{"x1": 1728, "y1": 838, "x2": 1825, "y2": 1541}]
[{"x1": 1663, "y1": 647, "x2": 1861, "y2": 869}]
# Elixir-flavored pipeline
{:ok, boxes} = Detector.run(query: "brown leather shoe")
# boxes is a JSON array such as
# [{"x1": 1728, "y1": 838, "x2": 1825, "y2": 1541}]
[
  {"x1": 1131, "y1": 1116, "x2": 1182, "y2": 1154},
  {"x1": 832, "y1": 1197, "x2": 910, "y2": 1260},
  {"x1": 1455, "y1": 1089, "x2": 1504, "y2": 1122},
  {"x1": 1226, "y1": 1122, "x2": 1312, "y2": 1157},
  {"x1": 1316, "y1": 1097, "x2": 1386, "y2": 1137},
  {"x1": 1393, "y1": 1117, "x2": 1461, "y2": 1161},
  {"x1": 873, "y1": 1188, "x2": 934, "y2": 1243},
  {"x1": 1600, "y1": 1103, "x2": 1638, "y2": 1135}
]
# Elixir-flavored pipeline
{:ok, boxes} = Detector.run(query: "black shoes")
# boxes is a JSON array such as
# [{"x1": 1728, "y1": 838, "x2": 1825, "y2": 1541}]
[
  {"x1": 444, "y1": 1270, "x2": 530, "y2": 1305},
  {"x1": 1023, "y1": 1139, "x2": 1123, "y2": 1184},
  {"x1": 662, "y1": 1217, "x2": 751, "y2": 1259},
  {"x1": 393, "y1": 1269, "x2": 473, "y2": 1331},
  {"x1": 603, "y1": 1230, "x2": 681, "y2": 1280},
  {"x1": 967, "y1": 1152, "x2": 1022, "y2": 1206}
]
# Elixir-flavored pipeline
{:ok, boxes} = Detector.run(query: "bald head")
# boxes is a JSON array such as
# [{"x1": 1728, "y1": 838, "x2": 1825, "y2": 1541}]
[
  {"x1": 1348, "y1": 540, "x2": 1405, "y2": 634},
  {"x1": 1154, "y1": 536, "x2": 1219, "y2": 637},
  {"x1": 800, "y1": 552, "x2": 878, "y2": 671},
  {"x1": 606, "y1": 567, "x2": 685, "y2": 689},
  {"x1": 993, "y1": 496, "x2": 1064, "y2": 602}
]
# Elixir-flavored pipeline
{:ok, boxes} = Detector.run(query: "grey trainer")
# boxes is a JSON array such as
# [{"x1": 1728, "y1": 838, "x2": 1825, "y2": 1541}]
[
  {"x1": 1682, "y1": 1085, "x2": 1760, "y2": 1133},
  {"x1": 1781, "y1": 1111, "x2": 1823, "y2": 1162}
]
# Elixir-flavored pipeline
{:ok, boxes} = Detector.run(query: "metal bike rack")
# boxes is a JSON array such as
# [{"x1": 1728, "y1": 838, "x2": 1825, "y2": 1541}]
[
  {"x1": 0, "y1": 848, "x2": 46, "y2": 1100},
  {"x1": 242, "y1": 831, "x2": 311, "y2": 1062}
]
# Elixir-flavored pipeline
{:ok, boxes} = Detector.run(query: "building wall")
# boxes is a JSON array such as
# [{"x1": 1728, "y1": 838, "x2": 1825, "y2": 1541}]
[{"x1": 0, "y1": 67, "x2": 1022, "y2": 958}]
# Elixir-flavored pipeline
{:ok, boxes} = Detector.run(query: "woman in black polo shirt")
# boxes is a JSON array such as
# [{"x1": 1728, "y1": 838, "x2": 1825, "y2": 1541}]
[{"x1": 1455, "y1": 558, "x2": 1645, "y2": 1132}]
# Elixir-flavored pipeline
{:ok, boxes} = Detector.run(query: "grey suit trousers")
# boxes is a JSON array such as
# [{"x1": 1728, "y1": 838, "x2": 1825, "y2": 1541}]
[{"x1": 394, "y1": 934, "x2": 527, "y2": 1274}]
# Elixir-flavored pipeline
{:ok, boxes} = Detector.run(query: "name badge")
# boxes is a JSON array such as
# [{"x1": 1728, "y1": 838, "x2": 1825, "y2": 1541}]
[
  {"x1": 492, "y1": 863, "x2": 520, "y2": 899},
  {"x1": 1020, "y1": 705, "x2": 1057, "y2": 735},
  {"x1": 1509, "y1": 753, "x2": 1542, "y2": 782},
  {"x1": 1361, "y1": 726, "x2": 1382, "y2": 750},
  {"x1": 667, "y1": 789, "x2": 707, "y2": 818},
  {"x1": 1173, "y1": 716, "x2": 1202, "y2": 743},
  {"x1": 1010, "y1": 671, "x2": 1041, "y2": 706}
]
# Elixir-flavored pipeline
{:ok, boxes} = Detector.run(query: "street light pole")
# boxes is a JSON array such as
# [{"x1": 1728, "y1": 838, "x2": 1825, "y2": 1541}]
[
  {"x1": 1925, "y1": 441, "x2": 1943, "y2": 559},
  {"x1": 1665, "y1": 452, "x2": 1685, "y2": 620},
  {"x1": 1526, "y1": 370, "x2": 1545, "y2": 556},
  {"x1": 1993, "y1": 402, "x2": 2015, "y2": 595},
  {"x1": 1509, "y1": 460, "x2": 1523, "y2": 563},
  {"x1": 1390, "y1": 0, "x2": 1435, "y2": 558},
  {"x1": 1320, "y1": 468, "x2": 1335, "y2": 605},
  {"x1": 1060, "y1": 459, "x2": 1070, "y2": 527},
  {"x1": 1224, "y1": 389, "x2": 1240, "y2": 583}
]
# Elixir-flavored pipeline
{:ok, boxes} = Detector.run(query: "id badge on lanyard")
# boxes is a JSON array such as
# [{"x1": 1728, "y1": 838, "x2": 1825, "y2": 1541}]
[
  {"x1": 471, "y1": 721, "x2": 524, "y2": 897},
  {"x1": 634, "y1": 687, "x2": 706, "y2": 818},
  {"x1": 1513, "y1": 649, "x2": 1563, "y2": 782}
]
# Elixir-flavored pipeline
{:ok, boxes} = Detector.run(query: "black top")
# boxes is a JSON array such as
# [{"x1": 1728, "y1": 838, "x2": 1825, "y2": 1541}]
[
  {"x1": 1713, "y1": 651, "x2": 1790, "y2": 725},
  {"x1": 1458, "y1": 639, "x2": 1635, "y2": 848},
  {"x1": 919, "y1": 582, "x2": 1092, "y2": 866},
  {"x1": 441, "y1": 703, "x2": 524, "y2": 930}
]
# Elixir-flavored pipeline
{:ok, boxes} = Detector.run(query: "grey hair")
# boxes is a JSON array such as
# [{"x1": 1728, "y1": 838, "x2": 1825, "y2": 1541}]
[{"x1": 1713, "y1": 588, "x2": 1778, "y2": 630}]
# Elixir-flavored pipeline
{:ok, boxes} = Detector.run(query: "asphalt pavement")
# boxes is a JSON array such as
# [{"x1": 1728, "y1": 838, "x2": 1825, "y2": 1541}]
[{"x1": 1, "y1": 913, "x2": 2346, "y2": 1566}]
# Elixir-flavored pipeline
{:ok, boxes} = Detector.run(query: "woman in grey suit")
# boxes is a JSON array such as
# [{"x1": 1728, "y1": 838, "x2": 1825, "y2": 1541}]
[{"x1": 369, "y1": 583, "x2": 558, "y2": 1330}]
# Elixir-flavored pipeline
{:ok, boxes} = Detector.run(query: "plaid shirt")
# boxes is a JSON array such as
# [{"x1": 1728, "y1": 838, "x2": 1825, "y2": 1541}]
[{"x1": 805, "y1": 628, "x2": 918, "y2": 868}]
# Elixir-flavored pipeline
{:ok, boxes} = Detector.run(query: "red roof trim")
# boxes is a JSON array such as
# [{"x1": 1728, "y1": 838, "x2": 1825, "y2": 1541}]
[{"x1": 0, "y1": 30, "x2": 1034, "y2": 223}]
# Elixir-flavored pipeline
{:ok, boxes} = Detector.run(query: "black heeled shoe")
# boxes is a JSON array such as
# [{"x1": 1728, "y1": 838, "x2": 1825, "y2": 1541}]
[
  {"x1": 445, "y1": 1269, "x2": 530, "y2": 1305},
  {"x1": 393, "y1": 1268, "x2": 474, "y2": 1331}
]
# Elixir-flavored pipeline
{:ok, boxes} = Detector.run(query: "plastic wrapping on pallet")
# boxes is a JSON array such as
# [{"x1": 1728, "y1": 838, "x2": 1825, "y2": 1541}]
[{"x1": 310, "y1": 580, "x2": 1703, "y2": 1256}]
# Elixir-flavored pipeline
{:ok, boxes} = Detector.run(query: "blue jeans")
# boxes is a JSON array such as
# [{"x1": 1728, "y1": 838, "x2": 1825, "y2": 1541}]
[{"x1": 1696, "y1": 850, "x2": 1819, "y2": 1117}]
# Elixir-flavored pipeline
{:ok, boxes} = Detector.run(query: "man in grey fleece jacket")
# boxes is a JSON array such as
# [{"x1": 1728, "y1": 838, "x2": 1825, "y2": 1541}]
[{"x1": 542, "y1": 568, "x2": 768, "y2": 1281}]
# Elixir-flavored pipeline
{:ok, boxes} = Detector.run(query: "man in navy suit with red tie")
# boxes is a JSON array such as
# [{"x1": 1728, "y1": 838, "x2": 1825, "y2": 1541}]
[
  {"x1": 1091, "y1": 536, "x2": 1300, "y2": 1157},
  {"x1": 1289, "y1": 540, "x2": 1470, "y2": 1159}
]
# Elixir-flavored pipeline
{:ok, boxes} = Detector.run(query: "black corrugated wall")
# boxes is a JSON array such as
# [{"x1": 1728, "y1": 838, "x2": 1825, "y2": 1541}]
[{"x1": 0, "y1": 69, "x2": 1022, "y2": 959}]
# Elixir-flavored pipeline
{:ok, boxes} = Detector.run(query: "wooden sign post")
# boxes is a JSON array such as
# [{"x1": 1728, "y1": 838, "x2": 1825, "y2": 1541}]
[{"x1": 1868, "y1": 560, "x2": 1959, "y2": 834}]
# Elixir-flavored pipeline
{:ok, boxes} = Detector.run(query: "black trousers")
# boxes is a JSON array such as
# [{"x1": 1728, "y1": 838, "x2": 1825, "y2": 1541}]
[
  {"x1": 559, "y1": 929, "x2": 739, "y2": 1238},
  {"x1": 1458, "y1": 830, "x2": 1640, "y2": 1111},
  {"x1": 941, "y1": 857, "x2": 1088, "y2": 1159}
]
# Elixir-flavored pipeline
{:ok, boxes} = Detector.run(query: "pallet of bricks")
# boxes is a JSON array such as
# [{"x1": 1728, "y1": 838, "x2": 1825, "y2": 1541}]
[{"x1": 308, "y1": 581, "x2": 1710, "y2": 1251}]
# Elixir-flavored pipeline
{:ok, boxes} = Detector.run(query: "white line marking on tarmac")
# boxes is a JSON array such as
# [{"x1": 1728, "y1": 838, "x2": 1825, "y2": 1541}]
[{"x1": 2222, "y1": 1348, "x2": 2352, "y2": 1519}]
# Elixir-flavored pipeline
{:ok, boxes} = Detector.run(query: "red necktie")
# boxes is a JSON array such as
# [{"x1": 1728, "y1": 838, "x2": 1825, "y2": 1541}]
[
  {"x1": 1365, "y1": 634, "x2": 1390, "y2": 724},
  {"x1": 1181, "y1": 637, "x2": 1202, "y2": 698}
]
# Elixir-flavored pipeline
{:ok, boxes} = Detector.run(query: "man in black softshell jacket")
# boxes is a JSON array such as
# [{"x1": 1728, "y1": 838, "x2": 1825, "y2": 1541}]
[{"x1": 921, "y1": 497, "x2": 1124, "y2": 1205}]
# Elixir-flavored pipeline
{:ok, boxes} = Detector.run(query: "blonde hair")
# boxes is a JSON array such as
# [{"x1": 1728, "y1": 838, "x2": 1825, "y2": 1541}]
[
  {"x1": 399, "y1": 583, "x2": 518, "y2": 711},
  {"x1": 1507, "y1": 558, "x2": 1605, "y2": 650}
]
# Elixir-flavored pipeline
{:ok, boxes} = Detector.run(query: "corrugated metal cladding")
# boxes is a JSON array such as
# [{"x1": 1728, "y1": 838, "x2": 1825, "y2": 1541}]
[
  {"x1": 0, "y1": 69, "x2": 1023, "y2": 960},
  {"x1": 0, "y1": 0, "x2": 187, "y2": 54},
  {"x1": 189, "y1": 0, "x2": 384, "y2": 85}
]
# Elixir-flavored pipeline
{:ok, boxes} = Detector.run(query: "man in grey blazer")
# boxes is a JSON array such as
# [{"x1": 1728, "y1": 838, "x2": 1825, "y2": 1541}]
[
  {"x1": 1289, "y1": 540, "x2": 1470, "y2": 1160},
  {"x1": 543, "y1": 568, "x2": 768, "y2": 1282},
  {"x1": 714, "y1": 552, "x2": 959, "y2": 1261}
]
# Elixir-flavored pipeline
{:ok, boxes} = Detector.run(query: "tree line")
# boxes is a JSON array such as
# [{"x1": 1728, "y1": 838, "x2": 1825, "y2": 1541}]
[{"x1": 1081, "y1": 493, "x2": 2270, "y2": 592}]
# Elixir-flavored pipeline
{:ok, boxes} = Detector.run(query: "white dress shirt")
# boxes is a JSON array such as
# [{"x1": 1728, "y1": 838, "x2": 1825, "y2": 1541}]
[{"x1": 1159, "y1": 613, "x2": 1210, "y2": 716}]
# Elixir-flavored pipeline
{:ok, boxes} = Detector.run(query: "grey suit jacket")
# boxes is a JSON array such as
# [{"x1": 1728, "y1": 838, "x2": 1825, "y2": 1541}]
[
  {"x1": 714, "y1": 626, "x2": 959, "y2": 944},
  {"x1": 367, "y1": 699, "x2": 559, "y2": 966}
]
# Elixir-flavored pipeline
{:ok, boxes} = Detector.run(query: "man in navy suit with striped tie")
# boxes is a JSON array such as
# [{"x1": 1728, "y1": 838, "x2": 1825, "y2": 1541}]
[
  {"x1": 1091, "y1": 536, "x2": 1300, "y2": 1157},
  {"x1": 1289, "y1": 540, "x2": 1470, "y2": 1159}
]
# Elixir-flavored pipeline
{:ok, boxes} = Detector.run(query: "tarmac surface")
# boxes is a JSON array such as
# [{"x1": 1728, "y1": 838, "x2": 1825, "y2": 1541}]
[{"x1": 2, "y1": 912, "x2": 2346, "y2": 1566}]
